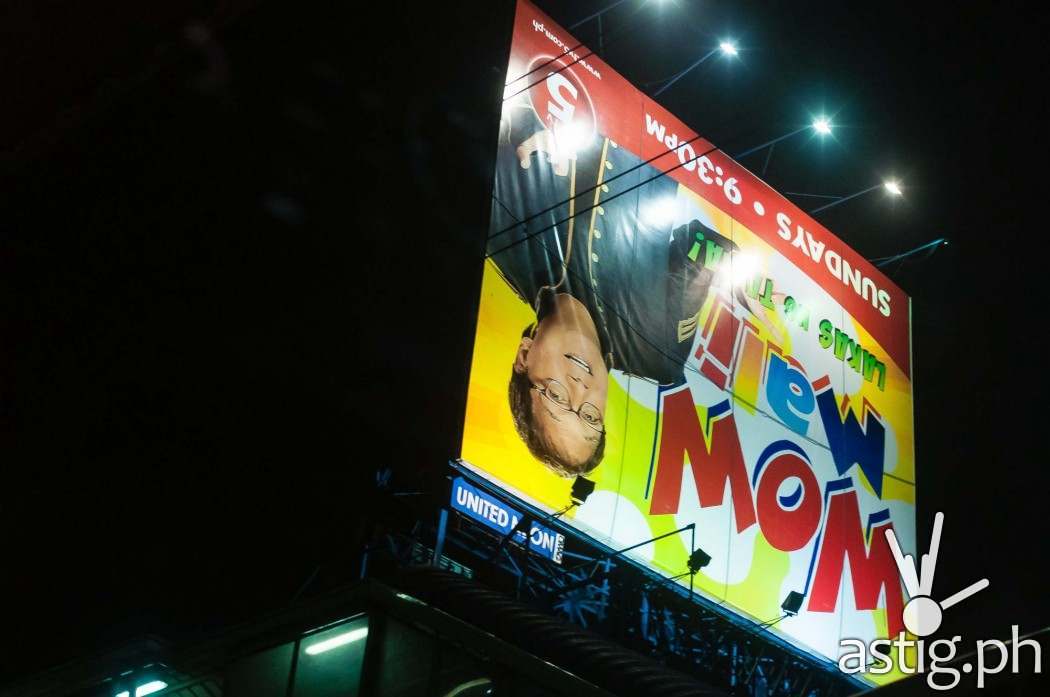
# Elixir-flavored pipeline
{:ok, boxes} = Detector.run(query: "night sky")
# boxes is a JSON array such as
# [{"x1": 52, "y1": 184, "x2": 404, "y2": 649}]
[{"x1": 3, "y1": 0, "x2": 1048, "y2": 685}]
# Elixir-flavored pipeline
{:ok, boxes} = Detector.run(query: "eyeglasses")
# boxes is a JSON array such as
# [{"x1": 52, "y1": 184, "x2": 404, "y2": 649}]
[{"x1": 532, "y1": 379, "x2": 604, "y2": 433}]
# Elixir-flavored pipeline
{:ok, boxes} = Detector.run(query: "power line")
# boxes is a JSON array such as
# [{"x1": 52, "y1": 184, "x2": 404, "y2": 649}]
[
  {"x1": 483, "y1": 138, "x2": 916, "y2": 471},
  {"x1": 488, "y1": 228, "x2": 895, "y2": 469},
  {"x1": 506, "y1": 44, "x2": 588, "y2": 87},
  {"x1": 504, "y1": 0, "x2": 645, "y2": 86},
  {"x1": 487, "y1": 130, "x2": 714, "y2": 244},
  {"x1": 502, "y1": 2, "x2": 655, "y2": 105},
  {"x1": 870, "y1": 238, "x2": 947, "y2": 267},
  {"x1": 490, "y1": 96, "x2": 799, "y2": 247},
  {"x1": 487, "y1": 141, "x2": 721, "y2": 258},
  {"x1": 652, "y1": 47, "x2": 719, "y2": 97}
]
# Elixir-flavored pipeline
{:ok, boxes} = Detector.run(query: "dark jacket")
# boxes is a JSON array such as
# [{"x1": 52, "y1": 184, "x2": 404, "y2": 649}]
[{"x1": 488, "y1": 111, "x2": 738, "y2": 385}]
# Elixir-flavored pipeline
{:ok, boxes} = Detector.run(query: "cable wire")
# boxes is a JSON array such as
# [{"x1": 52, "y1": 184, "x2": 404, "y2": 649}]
[
  {"x1": 488, "y1": 129, "x2": 714, "y2": 244},
  {"x1": 488, "y1": 141, "x2": 720, "y2": 258},
  {"x1": 483, "y1": 148, "x2": 915, "y2": 474},
  {"x1": 504, "y1": 0, "x2": 644, "y2": 86},
  {"x1": 502, "y1": 1, "x2": 655, "y2": 105}
]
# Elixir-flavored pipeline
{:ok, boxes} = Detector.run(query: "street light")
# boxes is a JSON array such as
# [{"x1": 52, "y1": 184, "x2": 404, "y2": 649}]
[
  {"x1": 734, "y1": 117, "x2": 834, "y2": 160},
  {"x1": 809, "y1": 179, "x2": 903, "y2": 214},
  {"x1": 651, "y1": 39, "x2": 739, "y2": 97}
]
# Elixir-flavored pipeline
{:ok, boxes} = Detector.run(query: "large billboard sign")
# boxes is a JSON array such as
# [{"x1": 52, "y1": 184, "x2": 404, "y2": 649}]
[{"x1": 461, "y1": 0, "x2": 915, "y2": 679}]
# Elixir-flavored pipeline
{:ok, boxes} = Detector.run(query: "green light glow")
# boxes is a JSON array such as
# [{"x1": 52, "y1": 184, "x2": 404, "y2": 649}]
[
  {"x1": 304, "y1": 627, "x2": 368, "y2": 655},
  {"x1": 114, "y1": 680, "x2": 168, "y2": 697}
]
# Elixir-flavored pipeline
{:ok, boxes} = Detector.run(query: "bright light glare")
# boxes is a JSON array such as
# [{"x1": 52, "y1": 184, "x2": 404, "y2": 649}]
[
  {"x1": 641, "y1": 196, "x2": 678, "y2": 228},
  {"x1": 552, "y1": 121, "x2": 592, "y2": 157},
  {"x1": 719, "y1": 41, "x2": 738, "y2": 57},
  {"x1": 812, "y1": 117, "x2": 832, "y2": 135},
  {"x1": 305, "y1": 627, "x2": 369, "y2": 655},
  {"x1": 884, "y1": 180, "x2": 903, "y2": 196},
  {"x1": 115, "y1": 682, "x2": 169, "y2": 697},
  {"x1": 731, "y1": 253, "x2": 759, "y2": 286}
]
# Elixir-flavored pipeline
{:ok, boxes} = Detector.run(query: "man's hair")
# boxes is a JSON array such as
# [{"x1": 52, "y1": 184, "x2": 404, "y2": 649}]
[{"x1": 508, "y1": 325, "x2": 605, "y2": 477}]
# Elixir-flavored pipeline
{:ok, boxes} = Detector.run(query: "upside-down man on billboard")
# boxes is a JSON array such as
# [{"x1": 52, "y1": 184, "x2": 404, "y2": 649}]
[{"x1": 488, "y1": 101, "x2": 775, "y2": 478}]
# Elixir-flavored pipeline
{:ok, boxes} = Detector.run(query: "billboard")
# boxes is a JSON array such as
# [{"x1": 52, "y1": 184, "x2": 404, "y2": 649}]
[{"x1": 462, "y1": 0, "x2": 915, "y2": 680}]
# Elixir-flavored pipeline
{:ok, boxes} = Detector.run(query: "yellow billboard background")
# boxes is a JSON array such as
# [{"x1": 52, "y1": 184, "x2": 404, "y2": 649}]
[{"x1": 464, "y1": 182, "x2": 915, "y2": 680}]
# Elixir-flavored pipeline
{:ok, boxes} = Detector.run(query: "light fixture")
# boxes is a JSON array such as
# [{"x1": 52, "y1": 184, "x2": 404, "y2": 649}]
[
  {"x1": 753, "y1": 591, "x2": 807, "y2": 631},
  {"x1": 135, "y1": 682, "x2": 168, "y2": 697},
  {"x1": 571, "y1": 477, "x2": 596, "y2": 506},
  {"x1": 687, "y1": 547, "x2": 712, "y2": 573},
  {"x1": 883, "y1": 179, "x2": 903, "y2": 196},
  {"x1": 812, "y1": 117, "x2": 832, "y2": 135},
  {"x1": 736, "y1": 112, "x2": 838, "y2": 160},
  {"x1": 781, "y1": 590, "x2": 805, "y2": 617},
  {"x1": 305, "y1": 626, "x2": 369, "y2": 655},
  {"x1": 115, "y1": 681, "x2": 169, "y2": 697},
  {"x1": 652, "y1": 38, "x2": 739, "y2": 97}
]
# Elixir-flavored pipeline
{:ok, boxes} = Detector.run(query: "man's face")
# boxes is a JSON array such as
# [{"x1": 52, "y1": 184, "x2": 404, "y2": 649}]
[{"x1": 515, "y1": 305, "x2": 609, "y2": 468}]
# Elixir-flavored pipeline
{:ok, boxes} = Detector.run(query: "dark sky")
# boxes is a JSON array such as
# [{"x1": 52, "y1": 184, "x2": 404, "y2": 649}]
[{"x1": 3, "y1": 0, "x2": 1048, "y2": 685}]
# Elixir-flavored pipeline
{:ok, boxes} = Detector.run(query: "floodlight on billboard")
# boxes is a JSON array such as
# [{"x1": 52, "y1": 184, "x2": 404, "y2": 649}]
[{"x1": 461, "y1": 0, "x2": 915, "y2": 685}]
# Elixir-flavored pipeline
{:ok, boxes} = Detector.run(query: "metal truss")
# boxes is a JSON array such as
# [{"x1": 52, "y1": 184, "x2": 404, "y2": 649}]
[{"x1": 363, "y1": 486, "x2": 866, "y2": 697}]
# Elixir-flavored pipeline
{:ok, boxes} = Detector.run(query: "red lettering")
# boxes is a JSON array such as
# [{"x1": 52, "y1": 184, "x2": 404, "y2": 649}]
[
  {"x1": 755, "y1": 451, "x2": 821, "y2": 552},
  {"x1": 808, "y1": 488, "x2": 905, "y2": 638},
  {"x1": 649, "y1": 390, "x2": 756, "y2": 532},
  {"x1": 693, "y1": 300, "x2": 739, "y2": 390}
]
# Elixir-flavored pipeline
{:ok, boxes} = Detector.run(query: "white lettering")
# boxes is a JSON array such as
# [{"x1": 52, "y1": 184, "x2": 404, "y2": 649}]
[
  {"x1": 791, "y1": 226, "x2": 811, "y2": 258},
  {"x1": 862, "y1": 276, "x2": 878, "y2": 305},
  {"x1": 806, "y1": 232, "x2": 825, "y2": 263},
  {"x1": 677, "y1": 142, "x2": 697, "y2": 171},
  {"x1": 824, "y1": 249, "x2": 842, "y2": 279},
  {"x1": 776, "y1": 212, "x2": 792, "y2": 240},
  {"x1": 645, "y1": 113, "x2": 666, "y2": 141},
  {"x1": 842, "y1": 260, "x2": 862, "y2": 294},
  {"x1": 545, "y1": 72, "x2": 577, "y2": 124},
  {"x1": 976, "y1": 638, "x2": 1009, "y2": 689},
  {"x1": 928, "y1": 637, "x2": 962, "y2": 690},
  {"x1": 1012, "y1": 625, "x2": 1042, "y2": 673},
  {"x1": 877, "y1": 289, "x2": 891, "y2": 317},
  {"x1": 869, "y1": 640, "x2": 893, "y2": 675},
  {"x1": 838, "y1": 639, "x2": 866, "y2": 674}
]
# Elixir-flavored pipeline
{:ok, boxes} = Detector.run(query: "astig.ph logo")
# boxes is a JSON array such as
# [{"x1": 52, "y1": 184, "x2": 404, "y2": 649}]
[
  {"x1": 836, "y1": 512, "x2": 1037, "y2": 691},
  {"x1": 885, "y1": 512, "x2": 989, "y2": 637}
]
